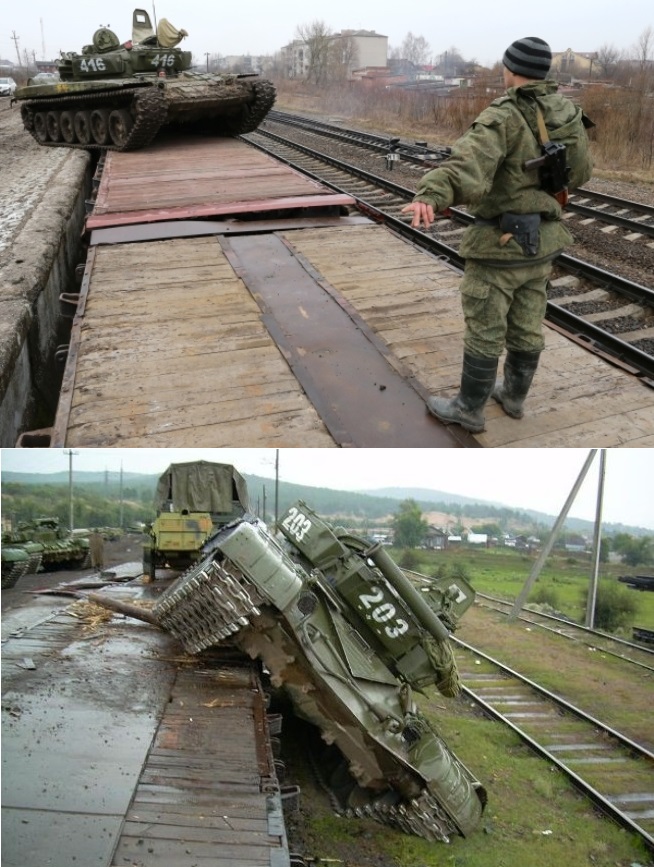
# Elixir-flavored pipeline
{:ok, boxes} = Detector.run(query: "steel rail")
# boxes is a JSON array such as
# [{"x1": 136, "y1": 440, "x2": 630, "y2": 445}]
[
  {"x1": 565, "y1": 201, "x2": 654, "y2": 237},
  {"x1": 448, "y1": 206, "x2": 654, "y2": 306},
  {"x1": 474, "y1": 591, "x2": 654, "y2": 672},
  {"x1": 573, "y1": 188, "x2": 654, "y2": 219},
  {"x1": 245, "y1": 129, "x2": 654, "y2": 379},
  {"x1": 403, "y1": 575, "x2": 654, "y2": 662},
  {"x1": 268, "y1": 112, "x2": 654, "y2": 238},
  {"x1": 267, "y1": 109, "x2": 450, "y2": 163},
  {"x1": 453, "y1": 635, "x2": 654, "y2": 851}
]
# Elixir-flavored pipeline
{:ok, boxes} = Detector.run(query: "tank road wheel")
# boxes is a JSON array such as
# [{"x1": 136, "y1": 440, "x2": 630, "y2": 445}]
[
  {"x1": 73, "y1": 110, "x2": 93, "y2": 145},
  {"x1": 32, "y1": 112, "x2": 49, "y2": 143},
  {"x1": 90, "y1": 109, "x2": 111, "y2": 145},
  {"x1": 60, "y1": 111, "x2": 76, "y2": 143},
  {"x1": 45, "y1": 111, "x2": 62, "y2": 142},
  {"x1": 108, "y1": 109, "x2": 134, "y2": 148}
]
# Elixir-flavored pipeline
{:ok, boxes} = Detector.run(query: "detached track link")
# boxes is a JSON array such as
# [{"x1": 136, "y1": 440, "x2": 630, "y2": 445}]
[
  {"x1": 454, "y1": 636, "x2": 654, "y2": 851},
  {"x1": 20, "y1": 86, "x2": 168, "y2": 152}
]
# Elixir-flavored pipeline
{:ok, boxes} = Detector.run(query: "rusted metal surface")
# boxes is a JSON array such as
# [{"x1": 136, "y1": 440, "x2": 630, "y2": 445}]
[
  {"x1": 222, "y1": 232, "x2": 475, "y2": 447},
  {"x1": 89, "y1": 215, "x2": 370, "y2": 247},
  {"x1": 87, "y1": 137, "x2": 354, "y2": 230}
]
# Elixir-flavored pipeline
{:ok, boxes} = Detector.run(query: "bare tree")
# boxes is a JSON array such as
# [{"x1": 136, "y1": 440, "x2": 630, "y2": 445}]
[
  {"x1": 634, "y1": 25, "x2": 653, "y2": 71},
  {"x1": 296, "y1": 20, "x2": 333, "y2": 84},
  {"x1": 327, "y1": 35, "x2": 359, "y2": 81},
  {"x1": 400, "y1": 32, "x2": 431, "y2": 67},
  {"x1": 595, "y1": 43, "x2": 619, "y2": 78}
]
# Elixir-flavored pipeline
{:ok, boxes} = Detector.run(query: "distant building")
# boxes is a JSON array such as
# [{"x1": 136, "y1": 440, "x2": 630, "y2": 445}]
[
  {"x1": 424, "y1": 526, "x2": 448, "y2": 550},
  {"x1": 466, "y1": 532, "x2": 488, "y2": 546},
  {"x1": 551, "y1": 49, "x2": 598, "y2": 80},
  {"x1": 564, "y1": 534, "x2": 588, "y2": 553},
  {"x1": 282, "y1": 29, "x2": 387, "y2": 80},
  {"x1": 336, "y1": 29, "x2": 387, "y2": 74}
]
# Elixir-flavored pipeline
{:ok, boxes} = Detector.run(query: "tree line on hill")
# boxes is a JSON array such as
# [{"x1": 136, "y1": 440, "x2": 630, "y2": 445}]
[{"x1": 2, "y1": 476, "x2": 652, "y2": 568}]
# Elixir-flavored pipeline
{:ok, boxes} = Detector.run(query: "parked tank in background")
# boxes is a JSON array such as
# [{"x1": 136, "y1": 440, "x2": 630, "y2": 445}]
[
  {"x1": 1, "y1": 518, "x2": 91, "y2": 588},
  {"x1": 14, "y1": 8, "x2": 276, "y2": 151},
  {"x1": 143, "y1": 461, "x2": 250, "y2": 580},
  {"x1": 151, "y1": 500, "x2": 487, "y2": 842}
]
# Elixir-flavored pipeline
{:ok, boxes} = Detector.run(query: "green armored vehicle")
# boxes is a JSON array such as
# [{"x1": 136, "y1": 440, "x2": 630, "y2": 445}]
[
  {"x1": 1, "y1": 518, "x2": 91, "y2": 589},
  {"x1": 152, "y1": 501, "x2": 487, "y2": 841},
  {"x1": 143, "y1": 461, "x2": 250, "y2": 580},
  {"x1": 14, "y1": 8, "x2": 276, "y2": 151}
]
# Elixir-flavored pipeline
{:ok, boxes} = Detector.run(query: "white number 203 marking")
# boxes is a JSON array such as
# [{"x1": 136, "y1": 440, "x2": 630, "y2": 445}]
[
  {"x1": 282, "y1": 506, "x2": 312, "y2": 542},
  {"x1": 359, "y1": 586, "x2": 409, "y2": 638}
]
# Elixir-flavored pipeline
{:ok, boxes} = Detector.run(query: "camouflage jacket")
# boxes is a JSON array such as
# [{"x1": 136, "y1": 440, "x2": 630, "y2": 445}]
[{"x1": 413, "y1": 80, "x2": 594, "y2": 265}]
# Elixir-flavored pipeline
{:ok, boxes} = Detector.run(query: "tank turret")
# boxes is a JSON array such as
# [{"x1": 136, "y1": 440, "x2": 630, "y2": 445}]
[{"x1": 14, "y1": 8, "x2": 276, "y2": 151}]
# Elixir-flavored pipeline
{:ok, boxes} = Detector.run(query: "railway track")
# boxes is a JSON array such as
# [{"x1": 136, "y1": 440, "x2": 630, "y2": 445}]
[
  {"x1": 267, "y1": 110, "x2": 654, "y2": 238},
  {"x1": 247, "y1": 115, "x2": 654, "y2": 379},
  {"x1": 453, "y1": 635, "x2": 654, "y2": 852},
  {"x1": 474, "y1": 591, "x2": 654, "y2": 672}
]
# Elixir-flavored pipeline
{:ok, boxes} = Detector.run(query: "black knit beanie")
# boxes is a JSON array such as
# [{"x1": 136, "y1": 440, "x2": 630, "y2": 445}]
[{"x1": 503, "y1": 36, "x2": 552, "y2": 79}]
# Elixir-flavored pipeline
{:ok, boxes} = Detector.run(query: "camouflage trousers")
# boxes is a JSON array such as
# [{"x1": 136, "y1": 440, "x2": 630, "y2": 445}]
[{"x1": 459, "y1": 259, "x2": 553, "y2": 358}]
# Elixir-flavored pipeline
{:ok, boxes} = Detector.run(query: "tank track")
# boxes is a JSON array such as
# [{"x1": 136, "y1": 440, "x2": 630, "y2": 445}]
[
  {"x1": 1, "y1": 561, "x2": 30, "y2": 589},
  {"x1": 154, "y1": 556, "x2": 265, "y2": 652},
  {"x1": 20, "y1": 86, "x2": 168, "y2": 152},
  {"x1": 308, "y1": 745, "x2": 458, "y2": 842},
  {"x1": 344, "y1": 788, "x2": 459, "y2": 842},
  {"x1": 25, "y1": 553, "x2": 43, "y2": 575},
  {"x1": 235, "y1": 79, "x2": 277, "y2": 134}
]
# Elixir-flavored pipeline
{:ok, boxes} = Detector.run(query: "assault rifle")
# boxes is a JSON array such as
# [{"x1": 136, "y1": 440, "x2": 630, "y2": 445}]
[{"x1": 523, "y1": 140, "x2": 571, "y2": 208}]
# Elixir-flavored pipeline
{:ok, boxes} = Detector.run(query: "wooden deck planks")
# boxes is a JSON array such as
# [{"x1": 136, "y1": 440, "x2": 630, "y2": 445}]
[
  {"x1": 60, "y1": 236, "x2": 335, "y2": 447},
  {"x1": 281, "y1": 224, "x2": 654, "y2": 448},
  {"x1": 58, "y1": 218, "x2": 654, "y2": 448}
]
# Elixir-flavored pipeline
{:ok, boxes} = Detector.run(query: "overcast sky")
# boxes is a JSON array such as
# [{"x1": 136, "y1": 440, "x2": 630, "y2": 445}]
[
  {"x1": 2, "y1": 0, "x2": 651, "y2": 69},
  {"x1": 1, "y1": 448, "x2": 653, "y2": 531}
]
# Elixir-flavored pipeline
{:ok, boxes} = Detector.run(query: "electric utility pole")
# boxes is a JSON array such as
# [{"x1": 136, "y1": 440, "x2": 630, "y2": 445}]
[
  {"x1": 64, "y1": 449, "x2": 79, "y2": 534},
  {"x1": 509, "y1": 450, "x2": 599, "y2": 620}
]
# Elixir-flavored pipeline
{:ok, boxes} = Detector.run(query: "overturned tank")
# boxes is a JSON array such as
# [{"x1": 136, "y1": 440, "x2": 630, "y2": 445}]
[
  {"x1": 141, "y1": 501, "x2": 487, "y2": 842},
  {"x1": 14, "y1": 8, "x2": 276, "y2": 151},
  {"x1": 1, "y1": 518, "x2": 90, "y2": 588}
]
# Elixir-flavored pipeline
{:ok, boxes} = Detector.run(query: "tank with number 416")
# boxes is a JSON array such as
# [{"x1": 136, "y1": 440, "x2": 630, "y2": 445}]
[
  {"x1": 14, "y1": 8, "x2": 276, "y2": 151},
  {"x1": 151, "y1": 500, "x2": 487, "y2": 842}
]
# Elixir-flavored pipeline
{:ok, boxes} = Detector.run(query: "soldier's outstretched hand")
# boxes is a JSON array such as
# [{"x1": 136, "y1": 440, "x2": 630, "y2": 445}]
[{"x1": 401, "y1": 201, "x2": 435, "y2": 229}]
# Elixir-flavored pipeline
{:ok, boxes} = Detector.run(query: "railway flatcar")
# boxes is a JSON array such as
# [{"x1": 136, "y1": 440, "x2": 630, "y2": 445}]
[{"x1": 16, "y1": 128, "x2": 654, "y2": 448}]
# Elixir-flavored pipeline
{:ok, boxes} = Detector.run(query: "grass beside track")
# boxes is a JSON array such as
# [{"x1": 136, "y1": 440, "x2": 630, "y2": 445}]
[{"x1": 392, "y1": 545, "x2": 654, "y2": 630}]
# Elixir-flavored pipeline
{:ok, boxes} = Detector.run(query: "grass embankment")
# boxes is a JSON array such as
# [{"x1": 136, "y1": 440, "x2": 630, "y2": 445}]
[
  {"x1": 284, "y1": 548, "x2": 653, "y2": 867},
  {"x1": 397, "y1": 545, "x2": 654, "y2": 629}
]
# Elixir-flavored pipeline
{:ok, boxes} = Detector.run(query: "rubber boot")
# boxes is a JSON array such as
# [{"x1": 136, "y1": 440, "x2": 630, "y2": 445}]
[
  {"x1": 427, "y1": 353, "x2": 499, "y2": 433},
  {"x1": 492, "y1": 350, "x2": 541, "y2": 419}
]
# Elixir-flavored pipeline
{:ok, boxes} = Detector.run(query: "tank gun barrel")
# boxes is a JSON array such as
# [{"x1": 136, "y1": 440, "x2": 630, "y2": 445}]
[
  {"x1": 365, "y1": 542, "x2": 449, "y2": 642},
  {"x1": 86, "y1": 591, "x2": 160, "y2": 625}
]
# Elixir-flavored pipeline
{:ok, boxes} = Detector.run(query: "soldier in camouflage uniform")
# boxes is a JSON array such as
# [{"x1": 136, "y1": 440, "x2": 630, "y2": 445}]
[{"x1": 402, "y1": 36, "x2": 593, "y2": 433}]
